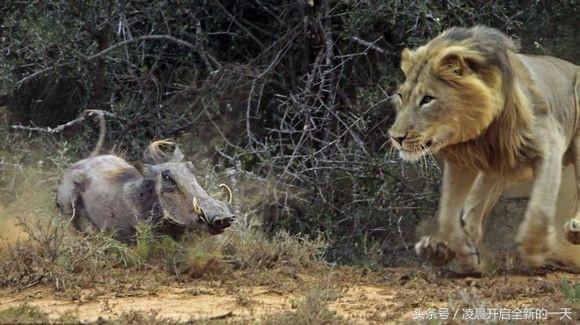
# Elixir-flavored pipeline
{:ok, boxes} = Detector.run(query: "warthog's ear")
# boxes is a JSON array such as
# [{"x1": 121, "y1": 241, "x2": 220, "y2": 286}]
[
  {"x1": 135, "y1": 162, "x2": 157, "y2": 177},
  {"x1": 144, "y1": 140, "x2": 184, "y2": 163},
  {"x1": 172, "y1": 145, "x2": 184, "y2": 162}
]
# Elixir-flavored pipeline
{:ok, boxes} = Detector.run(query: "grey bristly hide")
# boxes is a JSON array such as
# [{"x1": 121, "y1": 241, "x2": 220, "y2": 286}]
[{"x1": 56, "y1": 141, "x2": 235, "y2": 242}]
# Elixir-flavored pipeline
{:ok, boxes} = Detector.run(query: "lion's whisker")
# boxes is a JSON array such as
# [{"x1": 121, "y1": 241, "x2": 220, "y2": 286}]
[
  {"x1": 388, "y1": 142, "x2": 395, "y2": 159},
  {"x1": 419, "y1": 145, "x2": 428, "y2": 174}
]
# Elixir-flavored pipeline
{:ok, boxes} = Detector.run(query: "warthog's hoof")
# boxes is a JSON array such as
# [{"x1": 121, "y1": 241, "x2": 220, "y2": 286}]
[
  {"x1": 415, "y1": 236, "x2": 455, "y2": 267},
  {"x1": 564, "y1": 220, "x2": 580, "y2": 245}
]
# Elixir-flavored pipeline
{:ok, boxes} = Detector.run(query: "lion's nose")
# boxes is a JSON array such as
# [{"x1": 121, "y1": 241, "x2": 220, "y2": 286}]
[{"x1": 392, "y1": 133, "x2": 408, "y2": 145}]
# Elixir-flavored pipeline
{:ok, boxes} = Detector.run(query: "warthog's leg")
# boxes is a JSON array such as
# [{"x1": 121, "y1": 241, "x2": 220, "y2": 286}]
[
  {"x1": 516, "y1": 128, "x2": 564, "y2": 267},
  {"x1": 416, "y1": 162, "x2": 480, "y2": 271}
]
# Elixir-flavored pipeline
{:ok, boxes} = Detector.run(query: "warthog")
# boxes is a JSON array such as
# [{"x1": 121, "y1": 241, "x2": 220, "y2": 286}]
[{"x1": 55, "y1": 112, "x2": 235, "y2": 242}]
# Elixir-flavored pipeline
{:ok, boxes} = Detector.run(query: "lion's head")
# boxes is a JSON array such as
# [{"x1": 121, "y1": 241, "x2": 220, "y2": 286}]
[{"x1": 389, "y1": 26, "x2": 520, "y2": 162}]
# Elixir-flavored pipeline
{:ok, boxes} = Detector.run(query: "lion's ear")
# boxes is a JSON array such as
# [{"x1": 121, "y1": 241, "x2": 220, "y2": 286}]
[
  {"x1": 434, "y1": 47, "x2": 483, "y2": 80},
  {"x1": 440, "y1": 53, "x2": 468, "y2": 76},
  {"x1": 400, "y1": 48, "x2": 414, "y2": 76}
]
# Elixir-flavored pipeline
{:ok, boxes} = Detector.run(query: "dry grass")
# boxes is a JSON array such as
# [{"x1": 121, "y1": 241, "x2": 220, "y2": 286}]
[
  {"x1": 0, "y1": 304, "x2": 185, "y2": 324},
  {"x1": 146, "y1": 221, "x2": 329, "y2": 280},
  {"x1": 0, "y1": 215, "x2": 328, "y2": 292},
  {"x1": 261, "y1": 282, "x2": 347, "y2": 325},
  {"x1": 0, "y1": 215, "x2": 145, "y2": 290},
  {"x1": 220, "y1": 221, "x2": 328, "y2": 270},
  {"x1": 0, "y1": 304, "x2": 78, "y2": 324}
]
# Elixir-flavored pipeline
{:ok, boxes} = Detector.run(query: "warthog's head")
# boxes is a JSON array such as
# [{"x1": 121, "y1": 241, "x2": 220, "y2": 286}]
[{"x1": 141, "y1": 140, "x2": 235, "y2": 234}]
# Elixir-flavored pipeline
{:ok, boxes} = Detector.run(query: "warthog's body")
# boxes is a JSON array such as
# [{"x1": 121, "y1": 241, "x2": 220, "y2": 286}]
[{"x1": 56, "y1": 139, "x2": 234, "y2": 242}]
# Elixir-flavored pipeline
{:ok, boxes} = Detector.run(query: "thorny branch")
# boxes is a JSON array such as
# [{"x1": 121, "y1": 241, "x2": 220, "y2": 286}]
[{"x1": 10, "y1": 110, "x2": 121, "y2": 134}]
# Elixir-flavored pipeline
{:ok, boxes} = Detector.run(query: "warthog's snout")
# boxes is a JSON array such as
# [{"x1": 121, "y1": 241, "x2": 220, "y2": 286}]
[{"x1": 206, "y1": 214, "x2": 235, "y2": 235}]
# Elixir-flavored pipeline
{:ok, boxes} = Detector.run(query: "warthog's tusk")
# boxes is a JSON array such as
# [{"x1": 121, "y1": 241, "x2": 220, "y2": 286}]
[
  {"x1": 192, "y1": 197, "x2": 208, "y2": 225},
  {"x1": 219, "y1": 184, "x2": 233, "y2": 204}
]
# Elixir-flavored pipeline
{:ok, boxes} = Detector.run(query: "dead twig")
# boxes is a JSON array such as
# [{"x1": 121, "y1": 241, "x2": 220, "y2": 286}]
[
  {"x1": 10, "y1": 110, "x2": 120, "y2": 134},
  {"x1": 350, "y1": 36, "x2": 397, "y2": 55}
]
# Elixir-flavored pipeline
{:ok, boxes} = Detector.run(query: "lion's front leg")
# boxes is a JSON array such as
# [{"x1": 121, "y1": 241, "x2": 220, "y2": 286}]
[
  {"x1": 516, "y1": 137, "x2": 564, "y2": 267},
  {"x1": 415, "y1": 161, "x2": 480, "y2": 272},
  {"x1": 462, "y1": 172, "x2": 505, "y2": 245}
]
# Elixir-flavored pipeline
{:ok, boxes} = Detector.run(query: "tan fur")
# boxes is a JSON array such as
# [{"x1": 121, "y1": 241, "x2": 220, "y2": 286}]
[{"x1": 390, "y1": 26, "x2": 580, "y2": 271}]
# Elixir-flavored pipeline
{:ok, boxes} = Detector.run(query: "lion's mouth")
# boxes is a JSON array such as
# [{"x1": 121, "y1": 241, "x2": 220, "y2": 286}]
[{"x1": 398, "y1": 139, "x2": 440, "y2": 162}]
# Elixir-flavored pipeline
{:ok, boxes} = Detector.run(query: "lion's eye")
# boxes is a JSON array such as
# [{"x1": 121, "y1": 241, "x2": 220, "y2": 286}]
[{"x1": 420, "y1": 95, "x2": 434, "y2": 106}]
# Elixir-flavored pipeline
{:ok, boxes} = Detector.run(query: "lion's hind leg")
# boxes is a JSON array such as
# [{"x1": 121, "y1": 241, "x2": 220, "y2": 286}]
[
  {"x1": 564, "y1": 135, "x2": 580, "y2": 244},
  {"x1": 515, "y1": 128, "x2": 563, "y2": 267},
  {"x1": 564, "y1": 73, "x2": 580, "y2": 245}
]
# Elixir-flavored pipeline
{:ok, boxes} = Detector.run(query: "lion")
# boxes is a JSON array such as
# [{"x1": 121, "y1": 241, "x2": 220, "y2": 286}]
[{"x1": 389, "y1": 26, "x2": 580, "y2": 273}]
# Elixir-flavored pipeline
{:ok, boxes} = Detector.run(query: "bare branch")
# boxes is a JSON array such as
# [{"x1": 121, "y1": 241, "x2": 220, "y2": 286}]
[
  {"x1": 350, "y1": 36, "x2": 396, "y2": 55},
  {"x1": 10, "y1": 110, "x2": 120, "y2": 134},
  {"x1": 85, "y1": 35, "x2": 198, "y2": 61}
]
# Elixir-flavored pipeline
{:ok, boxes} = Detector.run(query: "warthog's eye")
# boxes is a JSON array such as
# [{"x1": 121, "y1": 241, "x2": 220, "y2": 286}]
[
  {"x1": 161, "y1": 170, "x2": 176, "y2": 191},
  {"x1": 420, "y1": 95, "x2": 434, "y2": 106},
  {"x1": 162, "y1": 170, "x2": 172, "y2": 181},
  {"x1": 396, "y1": 93, "x2": 403, "y2": 100}
]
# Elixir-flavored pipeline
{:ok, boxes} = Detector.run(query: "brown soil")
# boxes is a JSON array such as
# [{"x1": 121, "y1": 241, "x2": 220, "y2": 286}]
[{"x1": 0, "y1": 267, "x2": 578, "y2": 323}]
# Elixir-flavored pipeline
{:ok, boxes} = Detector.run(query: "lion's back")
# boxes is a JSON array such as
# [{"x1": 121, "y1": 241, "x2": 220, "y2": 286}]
[
  {"x1": 518, "y1": 54, "x2": 579, "y2": 141},
  {"x1": 518, "y1": 54, "x2": 578, "y2": 110}
]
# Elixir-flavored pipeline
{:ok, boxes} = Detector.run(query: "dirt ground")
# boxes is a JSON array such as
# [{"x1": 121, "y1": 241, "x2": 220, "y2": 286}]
[{"x1": 0, "y1": 267, "x2": 578, "y2": 324}]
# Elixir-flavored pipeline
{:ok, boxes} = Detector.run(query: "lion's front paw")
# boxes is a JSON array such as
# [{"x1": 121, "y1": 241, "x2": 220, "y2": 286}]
[
  {"x1": 516, "y1": 227, "x2": 555, "y2": 268},
  {"x1": 564, "y1": 220, "x2": 580, "y2": 245},
  {"x1": 415, "y1": 236, "x2": 455, "y2": 267}
]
